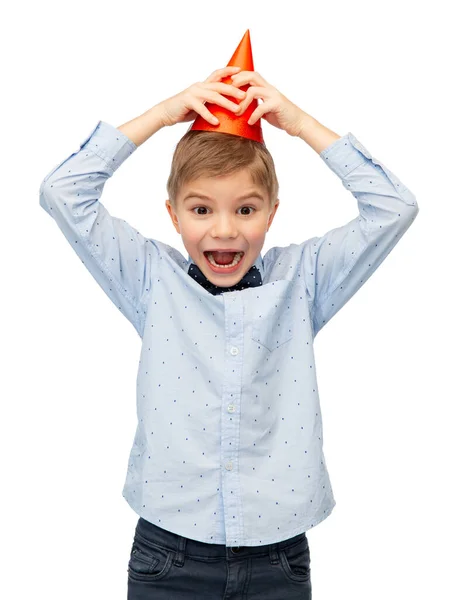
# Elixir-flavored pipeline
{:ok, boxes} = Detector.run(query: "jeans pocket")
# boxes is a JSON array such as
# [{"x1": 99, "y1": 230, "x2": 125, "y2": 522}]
[
  {"x1": 279, "y1": 535, "x2": 311, "y2": 583},
  {"x1": 127, "y1": 534, "x2": 174, "y2": 582}
]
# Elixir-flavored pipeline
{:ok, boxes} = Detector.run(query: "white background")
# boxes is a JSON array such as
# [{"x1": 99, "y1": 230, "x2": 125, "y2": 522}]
[{"x1": 1, "y1": 0, "x2": 455, "y2": 598}]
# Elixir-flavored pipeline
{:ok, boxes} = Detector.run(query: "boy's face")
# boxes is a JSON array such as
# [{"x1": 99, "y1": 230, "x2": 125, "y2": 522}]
[{"x1": 165, "y1": 168, "x2": 279, "y2": 287}]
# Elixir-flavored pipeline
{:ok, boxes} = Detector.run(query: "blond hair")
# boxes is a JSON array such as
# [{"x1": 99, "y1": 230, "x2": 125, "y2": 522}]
[{"x1": 166, "y1": 130, "x2": 279, "y2": 210}]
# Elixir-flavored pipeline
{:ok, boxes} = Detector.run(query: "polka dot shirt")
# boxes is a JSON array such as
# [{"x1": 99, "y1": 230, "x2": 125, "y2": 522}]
[{"x1": 39, "y1": 121, "x2": 419, "y2": 546}]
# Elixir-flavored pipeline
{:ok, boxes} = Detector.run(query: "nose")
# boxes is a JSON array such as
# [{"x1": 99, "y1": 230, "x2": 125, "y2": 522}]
[{"x1": 211, "y1": 214, "x2": 238, "y2": 238}]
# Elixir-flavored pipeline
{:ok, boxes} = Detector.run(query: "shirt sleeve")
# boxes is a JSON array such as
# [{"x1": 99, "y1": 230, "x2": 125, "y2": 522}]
[
  {"x1": 39, "y1": 120, "x2": 156, "y2": 338},
  {"x1": 301, "y1": 132, "x2": 420, "y2": 337}
]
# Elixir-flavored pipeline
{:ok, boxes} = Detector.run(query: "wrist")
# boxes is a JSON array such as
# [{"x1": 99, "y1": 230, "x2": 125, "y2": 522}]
[
  {"x1": 296, "y1": 112, "x2": 315, "y2": 138},
  {"x1": 297, "y1": 113, "x2": 341, "y2": 154},
  {"x1": 118, "y1": 104, "x2": 165, "y2": 147},
  {"x1": 147, "y1": 103, "x2": 167, "y2": 130}
]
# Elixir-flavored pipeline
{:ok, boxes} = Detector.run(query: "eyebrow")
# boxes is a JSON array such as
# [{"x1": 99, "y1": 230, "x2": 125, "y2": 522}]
[{"x1": 182, "y1": 191, "x2": 265, "y2": 203}]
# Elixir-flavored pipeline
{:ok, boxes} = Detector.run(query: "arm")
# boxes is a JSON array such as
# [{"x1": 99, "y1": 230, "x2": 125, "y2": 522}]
[
  {"x1": 117, "y1": 103, "x2": 165, "y2": 147},
  {"x1": 299, "y1": 131, "x2": 419, "y2": 337},
  {"x1": 39, "y1": 121, "x2": 159, "y2": 337},
  {"x1": 297, "y1": 112, "x2": 342, "y2": 154}
]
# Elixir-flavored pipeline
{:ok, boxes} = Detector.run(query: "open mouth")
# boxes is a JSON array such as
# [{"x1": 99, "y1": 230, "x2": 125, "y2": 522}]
[{"x1": 203, "y1": 251, "x2": 245, "y2": 271}]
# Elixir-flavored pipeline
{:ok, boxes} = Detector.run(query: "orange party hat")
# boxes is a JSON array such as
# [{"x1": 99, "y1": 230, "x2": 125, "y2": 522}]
[{"x1": 189, "y1": 29, "x2": 264, "y2": 144}]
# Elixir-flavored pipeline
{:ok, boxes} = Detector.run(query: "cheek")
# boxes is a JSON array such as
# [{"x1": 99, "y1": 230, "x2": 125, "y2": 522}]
[
  {"x1": 248, "y1": 227, "x2": 267, "y2": 245},
  {"x1": 179, "y1": 220, "x2": 201, "y2": 242}
]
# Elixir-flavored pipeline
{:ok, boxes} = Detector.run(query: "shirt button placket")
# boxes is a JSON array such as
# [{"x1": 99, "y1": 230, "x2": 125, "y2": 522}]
[{"x1": 221, "y1": 294, "x2": 244, "y2": 545}]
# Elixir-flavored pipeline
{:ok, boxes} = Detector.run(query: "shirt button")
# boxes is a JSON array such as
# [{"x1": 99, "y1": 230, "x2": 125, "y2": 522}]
[
  {"x1": 230, "y1": 347, "x2": 239, "y2": 355},
  {"x1": 227, "y1": 404, "x2": 235, "y2": 413},
  {"x1": 225, "y1": 462, "x2": 233, "y2": 470}
]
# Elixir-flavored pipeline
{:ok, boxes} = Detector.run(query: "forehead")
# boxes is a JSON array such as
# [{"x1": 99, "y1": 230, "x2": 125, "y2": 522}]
[{"x1": 179, "y1": 169, "x2": 266, "y2": 202}]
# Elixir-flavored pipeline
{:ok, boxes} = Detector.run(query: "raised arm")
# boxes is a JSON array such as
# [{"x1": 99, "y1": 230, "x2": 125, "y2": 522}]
[
  {"x1": 298, "y1": 130, "x2": 419, "y2": 337},
  {"x1": 39, "y1": 121, "x2": 159, "y2": 337},
  {"x1": 296, "y1": 112, "x2": 342, "y2": 154}
]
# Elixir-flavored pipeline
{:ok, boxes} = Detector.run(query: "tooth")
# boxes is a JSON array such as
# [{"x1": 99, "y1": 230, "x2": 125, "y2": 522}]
[{"x1": 206, "y1": 251, "x2": 242, "y2": 268}]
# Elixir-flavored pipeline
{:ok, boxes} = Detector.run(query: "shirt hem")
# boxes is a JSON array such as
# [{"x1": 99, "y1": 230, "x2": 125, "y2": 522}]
[{"x1": 123, "y1": 493, "x2": 336, "y2": 547}]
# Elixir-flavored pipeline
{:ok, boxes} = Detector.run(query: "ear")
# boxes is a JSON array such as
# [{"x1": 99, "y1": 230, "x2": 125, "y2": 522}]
[
  {"x1": 165, "y1": 199, "x2": 181, "y2": 234},
  {"x1": 266, "y1": 199, "x2": 280, "y2": 231}
]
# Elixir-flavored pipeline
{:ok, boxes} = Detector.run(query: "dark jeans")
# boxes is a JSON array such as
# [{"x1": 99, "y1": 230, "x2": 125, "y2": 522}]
[{"x1": 127, "y1": 517, "x2": 312, "y2": 599}]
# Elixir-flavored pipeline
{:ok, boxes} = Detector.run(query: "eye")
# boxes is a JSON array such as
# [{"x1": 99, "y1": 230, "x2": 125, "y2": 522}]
[
  {"x1": 191, "y1": 206, "x2": 209, "y2": 215},
  {"x1": 191, "y1": 206, "x2": 256, "y2": 216},
  {"x1": 239, "y1": 206, "x2": 256, "y2": 216}
]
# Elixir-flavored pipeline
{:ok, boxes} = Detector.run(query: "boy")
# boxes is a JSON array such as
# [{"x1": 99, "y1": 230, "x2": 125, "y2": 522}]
[{"x1": 39, "y1": 56, "x2": 419, "y2": 600}]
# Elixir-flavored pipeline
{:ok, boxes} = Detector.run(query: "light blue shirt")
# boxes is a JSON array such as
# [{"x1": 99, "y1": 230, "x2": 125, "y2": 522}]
[{"x1": 39, "y1": 120, "x2": 419, "y2": 546}]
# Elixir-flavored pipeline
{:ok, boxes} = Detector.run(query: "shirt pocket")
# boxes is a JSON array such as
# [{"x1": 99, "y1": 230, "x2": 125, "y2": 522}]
[{"x1": 251, "y1": 286, "x2": 294, "y2": 352}]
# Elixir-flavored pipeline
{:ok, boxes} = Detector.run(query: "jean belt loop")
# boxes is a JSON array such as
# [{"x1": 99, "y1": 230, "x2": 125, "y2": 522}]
[
  {"x1": 269, "y1": 542, "x2": 280, "y2": 565},
  {"x1": 173, "y1": 534, "x2": 187, "y2": 568}
]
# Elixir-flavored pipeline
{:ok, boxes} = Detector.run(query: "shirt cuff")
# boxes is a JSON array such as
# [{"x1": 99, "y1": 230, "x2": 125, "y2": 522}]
[
  {"x1": 79, "y1": 120, "x2": 138, "y2": 174},
  {"x1": 319, "y1": 132, "x2": 374, "y2": 179}
]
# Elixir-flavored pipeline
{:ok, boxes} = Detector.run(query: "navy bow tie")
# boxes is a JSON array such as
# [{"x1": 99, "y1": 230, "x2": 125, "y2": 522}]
[{"x1": 188, "y1": 262, "x2": 262, "y2": 295}]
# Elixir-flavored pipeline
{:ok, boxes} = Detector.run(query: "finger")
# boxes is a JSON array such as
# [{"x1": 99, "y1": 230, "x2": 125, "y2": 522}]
[
  {"x1": 208, "y1": 81, "x2": 246, "y2": 99},
  {"x1": 247, "y1": 103, "x2": 269, "y2": 126},
  {"x1": 204, "y1": 90, "x2": 242, "y2": 113},
  {"x1": 234, "y1": 86, "x2": 267, "y2": 114},
  {"x1": 205, "y1": 66, "x2": 241, "y2": 83},
  {"x1": 247, "y1": 102, "x2": 276, "y2": 125},
  {"x1": 232, "y1": 71, "x2": 268, "y2": 87},
  {"x1": 191, "y1": 99, "x2": 220, "y2": 124}
]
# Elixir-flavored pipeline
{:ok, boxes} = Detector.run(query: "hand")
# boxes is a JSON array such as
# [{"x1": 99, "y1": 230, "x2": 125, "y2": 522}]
[
  {"x1": 230, "y1": 70, "x2": 306, "y2": 137},
  {"x1": 157, "y1": 67, "x2": 247, "y2": 128}
]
